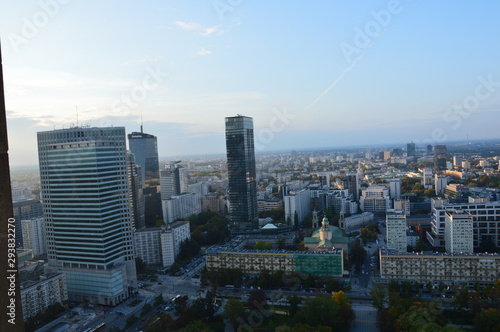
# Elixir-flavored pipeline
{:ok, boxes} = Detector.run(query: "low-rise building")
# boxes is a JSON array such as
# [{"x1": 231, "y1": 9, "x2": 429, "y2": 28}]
[
  {"x1": 21, "y1": 273, "x2": 68, "y2": 321},
  {"x1": 379, "y1": 249, "x2": 500, "y2": 284},
  {"x1": 205, "y1": 236, "x2": 344, "y2": 277}
]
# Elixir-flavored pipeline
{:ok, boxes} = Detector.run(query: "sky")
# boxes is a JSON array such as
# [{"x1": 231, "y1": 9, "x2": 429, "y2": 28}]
[{"x1": 1, "y1": 0, "x2": 500, "y2": 165}]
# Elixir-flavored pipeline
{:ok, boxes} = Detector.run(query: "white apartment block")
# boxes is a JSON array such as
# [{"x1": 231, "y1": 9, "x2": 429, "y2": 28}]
[
  {"x1": 445, "y1": 210, "x2": 473, "y2": 254},
  {"x1": 386, "y1": 210, "x2": 407, "y2": 252},
  {"x1": 379, "y1": 249, "x2": 500, "y2": 285},
  {"x1": 134, "y1": 228, "x2": 162, "y2": 266},
  {"x1": 21, "y1": 218, "x2": 45, "y2": 257},
  {"x1": 21, "y1": 273, "x2": 68, "y2": 320},
  {"x1": 393, "y1": 199, "x2": 410, "y2": 216},
  {"x1": 284, "y1": 189, "x2": 311, "y2": 226},
  {"x1": 389, "y1": 178, "x2": 401, "y2": 200},
  {"x1": 435, "y1": 174, "x2": 448, "y2": 195},
  {"x1": 360, "y1": 186, "x2": 391, "y2": 213},
  {"x1": 162, "y1": 193, "x2": 201, "y2": 223},
  {"x1": 422, "y1": 168, "x2": 433, "y2": 189},
  {"x1": 427, "y1": 199, "x2": 500, "y2": 249},
  {"x1": 160, "y1": 221, "x2": 191, "y2": 267}
]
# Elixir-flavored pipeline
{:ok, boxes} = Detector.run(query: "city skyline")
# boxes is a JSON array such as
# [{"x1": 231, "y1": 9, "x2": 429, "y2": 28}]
[{"x1": 2, "y1": 1, "x2": 500, "y2": 166}]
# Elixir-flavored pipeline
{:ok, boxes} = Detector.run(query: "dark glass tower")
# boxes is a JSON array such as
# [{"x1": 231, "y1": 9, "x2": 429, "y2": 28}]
[
  {"x1": 434, "y1": 145, "x2": 448, "y2": 171},
  {"x1": 225, "y1": 115, "x2": 258, "y2": 230},
  {"x1": 128, "y1": 128, "x2": 161, "y2": 226},
  {"x1": 127, "y1": 129, "x2": 159, "y2": 187}
]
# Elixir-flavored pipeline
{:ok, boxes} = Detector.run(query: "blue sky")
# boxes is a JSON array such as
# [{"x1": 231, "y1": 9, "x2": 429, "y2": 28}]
[{"x1": 2, "y1": 0, "x2": 500, "y2": 165}]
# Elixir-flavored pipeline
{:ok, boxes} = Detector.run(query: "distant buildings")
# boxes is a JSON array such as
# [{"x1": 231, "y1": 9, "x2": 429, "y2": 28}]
[
  {"x1": 389, "y1": 178, "x2": 401, "y2": 200},
  {"x1": 37, "y1": 127, "x2": 136, "y2": 305},
  {"x1": 21, "y1": 218, "x2": 45, "y2": 257},
  {"x1": 12, "y1": 199, "x2": 43, "y2": 247},
  {"x1": 21, "y1": 273, "x2": 68, "y2": 321},
  {"x1": 407, "y1": 142, "x2": 416, "y2": 157},
  {"x1": 360, "y1": 186, "x2": 391, "y2": 214},
  {"x1": 225, "y1": 115, "x2": 259, "y2": 230},
  {"x1": 162, "y1": 193, "x2": 201, "y2": 223},
  {"x1": 434, "y1": 174, "x2": 448, "y2": 196},
  {"x1": 434, "y1": 145, "x2": 447, "y2": 171},
  {"x1": 284, "y1": 188, "x2": 311, "y2": 226},
  {"x1": 339, "y1": 212, "x2": 374, "y2": 232},
  {"x1": 160, "y1": 163, "x2": 184, "y2": 200},
  {"x1": 344, "y1": 173, "x2": 360, "y2": 201}
]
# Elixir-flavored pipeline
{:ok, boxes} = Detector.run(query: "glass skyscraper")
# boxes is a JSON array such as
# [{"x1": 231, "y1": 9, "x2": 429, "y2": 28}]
[
  {"x1": 37, "y1": 127, "x2": 136, "y2": 305},
  {"x1": 225, "y1": 115, "x2": 258, "y2": 230},
  {"x1": 127, "y1": 130, "x2": 159, "y2": 187}
]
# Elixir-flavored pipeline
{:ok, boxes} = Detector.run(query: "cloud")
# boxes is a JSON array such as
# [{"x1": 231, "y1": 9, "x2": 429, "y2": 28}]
[
  {"x1": 201, "y1": 25, "x2": 223, "y2": 36},
  {"x1": 196, "y1": 48, "x2": 212, "y2": 56},
  {"x1": 173, "y1": 21, "x2": 224, "y2": 36},
  {"x1": 173, "y1": 21, "x2": 201, "y2": 31}
]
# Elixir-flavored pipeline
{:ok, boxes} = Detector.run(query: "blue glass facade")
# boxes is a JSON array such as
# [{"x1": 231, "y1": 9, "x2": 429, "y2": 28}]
[
  {"x1": 37, "y1": 127, "x2": 136, "y2": 305},
  {"x1": 225, "y1": 116, "x2": 258, "y2": 230}
]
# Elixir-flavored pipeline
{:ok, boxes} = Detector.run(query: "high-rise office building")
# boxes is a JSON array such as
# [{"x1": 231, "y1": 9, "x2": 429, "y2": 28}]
[
  {"x1": 128, "y1": 128, "x2": 161, "y2": 226},
  {"x1": 344, "y1": 173, "x2": 359, "y2": 201},
  {"x1": 127, "y1": 152, "x2": 145, "y2": 230},
  {"x1": 434, "y1": 145, "x2": 447, "y2": 171},
  {"x1": 160, "y1": 162, "x2": 185, "y2": 200},
  {"x1": 127, "y1": 128, "x2": 159, "y2": 187},
  {"x1": 407, "y1": 142, "x2": 416, "y2": 157},
  {"x1": 225, "y1": 115, "x2": 258, "y2": 230},
  {"x1": 37, "y1": 127, "x2": 137, "y2": 305}
]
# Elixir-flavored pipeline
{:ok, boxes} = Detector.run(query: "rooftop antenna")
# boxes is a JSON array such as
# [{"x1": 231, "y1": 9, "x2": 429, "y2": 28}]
[
  {"x1": 140, "y1": 109, "x2": 143, "y2": 133},
  {"x1": 76, "y1": 106, "x2": 79, "y2": 127}
]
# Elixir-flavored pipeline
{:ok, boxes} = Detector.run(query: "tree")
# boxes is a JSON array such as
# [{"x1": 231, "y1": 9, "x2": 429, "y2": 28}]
[
  {"x1": 474, "y1": 308, "x2": 500, "y2": 332},
  {"x1": 247, "y1": 289, "x2": 268, "y2": 311},
  {"x1": 224, "y1": 298, "x2": 244, "y2": 328},
  {"x1": 287, "y1": 295, "x2": 302, "y2": 318},
  {"x1": 370, "y1": 284, "x2": 387, "y2": 310},
  {"x1": 141, "y1": 303, "x2": 152, "y2": 316},
  {"x1": 126, "y1": 315, "x2": 139, "y2": 328},
  {"x1": 154, "y1": 294, "x2": 164, "y2": 306}
]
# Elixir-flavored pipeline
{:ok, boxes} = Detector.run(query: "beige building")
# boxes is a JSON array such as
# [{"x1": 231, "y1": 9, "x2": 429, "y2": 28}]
[
  {"x1": 21, "y1": 273, "x2": 68, "y2": 320},
  {"x1": 379, "y1": 249, "x2": 500, "y2": 284}
]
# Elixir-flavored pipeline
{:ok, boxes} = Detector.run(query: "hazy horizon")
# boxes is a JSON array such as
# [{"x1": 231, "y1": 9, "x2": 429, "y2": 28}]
[{"x1": 2, "y1": 1, "x2": 500, "y2": 165}]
